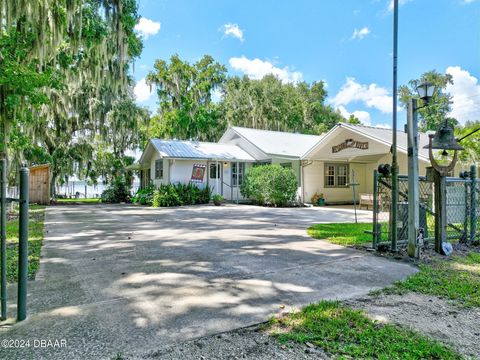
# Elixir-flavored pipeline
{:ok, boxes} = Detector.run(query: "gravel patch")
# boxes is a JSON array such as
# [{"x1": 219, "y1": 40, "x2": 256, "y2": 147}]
[
  {"x1": 132, "y1": 325, "x2": 329, "y2": 360},
  {"x1": 345, "y1": 293, "x2": 480, "y2": 359}
]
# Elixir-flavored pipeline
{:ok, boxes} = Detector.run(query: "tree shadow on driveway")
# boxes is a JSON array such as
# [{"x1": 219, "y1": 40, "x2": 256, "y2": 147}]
[{"x1": 1, "y1": 204, "x2": 414, "y2": 359}]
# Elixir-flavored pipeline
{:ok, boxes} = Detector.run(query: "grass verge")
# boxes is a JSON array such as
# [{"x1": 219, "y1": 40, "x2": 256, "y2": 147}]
[
  {"x1": 6, "y1": 205, "x2": 46, "y2": 282},
  {"x1": 385, "y1": 252, "x2": 480, "y2": 307},
  {"x1": 55, "y1": 198, "x2": 101, "y2": 204},
  {"x1": 307, "y1": 223, "x2": 372, "y2": 246},
  {"x1": 267, "y1": 300, "x2": 461, "y2": 359}
]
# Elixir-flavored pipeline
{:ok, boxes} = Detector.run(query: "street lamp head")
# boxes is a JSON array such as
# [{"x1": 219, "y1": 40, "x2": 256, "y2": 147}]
[
  {"x1": 422, "y1": 122, "x2": 464, "y2": 151},
  {"x1": 416, "y1": 82, "x2": 436, "y2": 105}
]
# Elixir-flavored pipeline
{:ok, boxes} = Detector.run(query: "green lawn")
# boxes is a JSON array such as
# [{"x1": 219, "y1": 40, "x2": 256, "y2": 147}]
[
  {"x1": 267, "y1": 300, "x2": 461, "y2": 359},
  {"x1": 6, "y1": 205, "x2": 46, "y2": 282},
  {"x1": 385, "y1": 252, "x2": 480, "y2": 308},
  {"x1": 307, "y1": 222, "x2": 372, "y2": 246},
  {"x1": 55, "y1": 198, "x2": 101, "y2": 204}
]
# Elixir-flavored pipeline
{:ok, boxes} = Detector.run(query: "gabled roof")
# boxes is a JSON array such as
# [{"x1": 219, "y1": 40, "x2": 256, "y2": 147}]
[
  {"x1": 302, "y1": 123, "x2": 431, "y2": 161},
  {"x1": 219, "y1": 126, "x2": 324, "y2": 158},
  {"x1": 139, "y1": 139, "x2": 256, "y2": 164}
]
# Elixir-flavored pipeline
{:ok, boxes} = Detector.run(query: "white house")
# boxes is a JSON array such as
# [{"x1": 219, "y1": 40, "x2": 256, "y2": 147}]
[{"x1": 137, "y1": 123, "x2": 437, "y2": 204}]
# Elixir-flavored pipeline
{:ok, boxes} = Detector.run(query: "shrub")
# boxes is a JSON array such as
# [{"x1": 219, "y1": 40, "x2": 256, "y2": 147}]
[
  {"x1": 152, "y1": 183, "x2": 212, "y2": 207},
  {"x1": 240, "y1": 165, "x2": 298, "y2": 206},
  {"x1": 101, "y1": 176, "x2": 131, "y2": 203},
  {"x1": 132, "y1": 185, "x2": 155, "y2": 205},
  {"x1": 241, "y1": 164, "x2": 298, "y2": 207},
  {"x1": 153, "y1": 184, "x2": 182, "y2": 207}
]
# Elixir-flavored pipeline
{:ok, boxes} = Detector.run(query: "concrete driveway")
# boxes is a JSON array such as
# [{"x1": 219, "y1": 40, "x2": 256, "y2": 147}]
[{"x1": 1, "y1": 204, "x2": 416, "y2": 359}]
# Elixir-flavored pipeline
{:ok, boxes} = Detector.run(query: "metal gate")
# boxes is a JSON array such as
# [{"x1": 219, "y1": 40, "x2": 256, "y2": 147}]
[{"x1": 372, "y1": 168, "x2": 478, "y2": 251}]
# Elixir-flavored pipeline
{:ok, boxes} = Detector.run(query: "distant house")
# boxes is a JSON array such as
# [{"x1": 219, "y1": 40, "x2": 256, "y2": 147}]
[{"x1": 137, "y1": 123, "x2": 436, "y2": 204}]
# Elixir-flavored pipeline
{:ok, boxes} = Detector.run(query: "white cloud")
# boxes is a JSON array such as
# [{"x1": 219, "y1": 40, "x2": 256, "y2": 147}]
[
  {"x1": 338, "y1": 106, "x2": 372, "y2": 125},
  {"x1": 221, "y1": 23, "x2": 244, "y2": 42},
  {"x1": 331, "y1": 77, "x2": 393, "y2": 114},
  {"x1": 134, "y1": 17, "x2": 161, "y2": 39},
  {"x1": 446, "y1": 66, "x2": 480, "y2": 124},
  {"x1": 388, "y1": 0, "x2": 410, "y2": 12},
  {"x1": 134, "y1": 78, "x2": 154, "y2": 102},
  {"x1": 229, "y1": 56, "x2": 302, "y2": 83},
  {"x1": 350, "y1": 27, "x2": 370, "y2": 40},
  {"x1": 463, "y1": 0, "x2": 478, "y2": 3}
]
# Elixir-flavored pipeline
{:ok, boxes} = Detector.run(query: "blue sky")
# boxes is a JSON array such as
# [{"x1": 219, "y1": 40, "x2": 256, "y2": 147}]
[{"x1": 132, "y1": 0, "x2": 480, "y2": 129}]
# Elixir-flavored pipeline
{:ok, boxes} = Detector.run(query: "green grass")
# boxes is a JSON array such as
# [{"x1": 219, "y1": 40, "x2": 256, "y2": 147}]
[
  {"x1": 6, "y1": 205, "x2": 46, "y2": 282},
  {"x1": 55, "y1": 198, "x2": 101, "y2": 203},
  {"x1": 386, "y1": 252, "x2": 480, "y2": 307},
  {"x1": 267, "y1": 300, "x2": 461, "y2": 359},
  {"x1": 307, "y1": 223, "x2": 373, "y2": 246}
]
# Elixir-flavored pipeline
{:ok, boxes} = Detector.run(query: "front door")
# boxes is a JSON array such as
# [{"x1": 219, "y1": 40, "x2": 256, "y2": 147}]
[{"x1": 208, "y1": 162, "x2": 223, "y2": 195}]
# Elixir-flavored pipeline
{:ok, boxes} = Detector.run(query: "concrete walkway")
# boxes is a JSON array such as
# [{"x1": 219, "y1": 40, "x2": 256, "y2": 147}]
[{"x1": 1, "y1": 204, "x2": 416, "y2": 359}]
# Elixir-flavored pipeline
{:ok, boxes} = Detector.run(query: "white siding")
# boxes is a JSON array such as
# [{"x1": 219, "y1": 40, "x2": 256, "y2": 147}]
[
  {"x1": 169, "y1": 160, "x2": 207, "y2": 185},
  {"x1": 150, "y1": 153, "x2": 169, "y2": 187},
  {"x1": 303, "y1": 161, "x2": 367, "y2": 204}
]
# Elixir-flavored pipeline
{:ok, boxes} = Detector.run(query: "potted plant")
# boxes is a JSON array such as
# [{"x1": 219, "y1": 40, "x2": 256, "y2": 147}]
[
  {"x1": 213, "y1": 194, "x2": 224, "y2": 206},
  {"x1": 317, "y1": 193, "x2": 326, "y2": 206}
]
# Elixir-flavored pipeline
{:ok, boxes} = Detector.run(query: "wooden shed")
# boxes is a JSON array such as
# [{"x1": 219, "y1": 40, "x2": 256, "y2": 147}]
[{"x1": 29, "y1": 164, "x2": 50, "y2": 205}]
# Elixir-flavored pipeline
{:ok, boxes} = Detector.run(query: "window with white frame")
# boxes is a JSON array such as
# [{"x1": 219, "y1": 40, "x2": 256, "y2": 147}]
[
  {"x1": 324, "y1": 163, "x2": 349, "y2": 188},
  {"x1": 209, "y1": 163, "x2": 221, "y2": 179},
  {"x1": 231, "y1": 162, "x2": 245, "y2": 186},
  {"x1": 155, "y1": 159, "x2": 163, "y2": 179}
]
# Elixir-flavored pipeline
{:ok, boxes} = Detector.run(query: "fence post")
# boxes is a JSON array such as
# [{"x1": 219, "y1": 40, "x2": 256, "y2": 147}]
[
  {"x1": 17, "y1": 166, "x2": 29, "y2": 321},
  {"x1": 0, "y1": 159, "x2": 6, "y2": 320},
  {"x1": 470, "y1": 165, "x2": 477, "y2": 244},
  {"x1": 433, "y1": 169, "x2": 447, "y2": 254},
  {"x1": 464, "y1": 179, "x2": 469, "y2": 243},
  {"x1": 372, "y1": 170, "x2": 379, "y2": 249}
]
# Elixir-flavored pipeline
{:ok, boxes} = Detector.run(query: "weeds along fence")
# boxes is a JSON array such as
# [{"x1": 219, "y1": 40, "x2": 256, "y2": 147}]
[{"x1": 372, "y1": 168, "x2": 479, "y2": 251}]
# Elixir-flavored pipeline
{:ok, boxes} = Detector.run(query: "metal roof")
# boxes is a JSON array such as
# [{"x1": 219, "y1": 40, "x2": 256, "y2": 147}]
[
  {"x1": 301, "y1": 123, "x2": 432, "y2": 161},
  {"x1": 223, "y1": 126, "x2": 324, "y2": 158},
  {"x1": 343, "y1": 124, "x2": 431, "y2": 160},
  {"x1": 150, "y1": 139, "x2": 256, "y2": 162}
]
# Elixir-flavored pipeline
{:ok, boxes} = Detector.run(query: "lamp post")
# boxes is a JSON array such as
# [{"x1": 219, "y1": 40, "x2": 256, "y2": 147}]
[
  {"x1": 390, "y1": 0, "x2": 399, "y2": 251},
  {"x1": 407, "y1": 82, "x2": 436, "y2": 258}
]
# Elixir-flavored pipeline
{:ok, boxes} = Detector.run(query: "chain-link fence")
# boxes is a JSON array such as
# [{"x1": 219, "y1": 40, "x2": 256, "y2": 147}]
[
  {"x1": 373, "y1": 173, "x2": 435, "y2": 249},
  {"x1": 445, "y1": 179, "x2": 469, "y2": 242},
  {"x1": 372, "y1": 169, "x2": 477, "y2": 251}
]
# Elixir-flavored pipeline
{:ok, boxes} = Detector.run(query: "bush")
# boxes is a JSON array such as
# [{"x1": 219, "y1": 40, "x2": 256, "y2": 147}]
[
  {"x1": 101, "y1": 176, "x2": 131, "y2": 203},
  {"x1": 152, "y1": 183, "x2": 211, "y2": 207},
  {"x1": 241, "y1": 164, "x2": 298, "y2": 207},
  {"x1": 132, "y1": 185, "x2": 155, "y2": 205}
]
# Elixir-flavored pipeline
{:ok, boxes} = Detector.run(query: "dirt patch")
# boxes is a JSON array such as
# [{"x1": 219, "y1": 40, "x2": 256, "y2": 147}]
[
  {"x1": 345, "y1": 293, "x2": 480, "y2": 359},
  {"x1": 134, "y1": 325, "x2": 329, "y2": 360},
  {"x1": 131, "y1": 292, "x2": 479, "y2": 359}
]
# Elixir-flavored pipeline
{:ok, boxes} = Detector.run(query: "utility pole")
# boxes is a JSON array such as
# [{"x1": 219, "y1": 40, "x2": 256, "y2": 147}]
[
  {"x1": 407, "y1": 98, "x2": 420, "y2": 258},
  {"x1": 390, "y1": 0, "x2": 399, "y2": 251}
]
